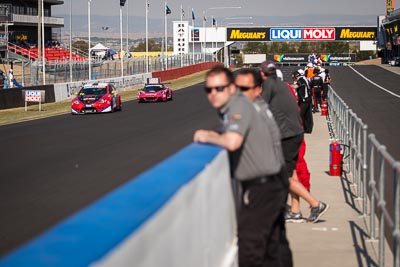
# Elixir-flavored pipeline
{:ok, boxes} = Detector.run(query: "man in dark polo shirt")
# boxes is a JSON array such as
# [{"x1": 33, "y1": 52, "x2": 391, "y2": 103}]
[
  {"x1": 194, "y1": 65, "x2": 292, "y2": 267},
  {"x1": 260, "y1": 61, "x2": 329, "y2": 223}
]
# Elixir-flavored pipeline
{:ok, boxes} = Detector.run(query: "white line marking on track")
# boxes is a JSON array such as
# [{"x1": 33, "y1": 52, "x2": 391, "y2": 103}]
[
  {"x1": 311, "y1": 227, "x2": 340, "y2": 232},
  {"x1": 349, "y1": 66, "x2": 400, "y2": 99}
]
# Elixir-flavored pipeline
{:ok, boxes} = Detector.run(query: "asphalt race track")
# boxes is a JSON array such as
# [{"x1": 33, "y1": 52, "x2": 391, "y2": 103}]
[
  {"x1": 0, "y1": 82, "x2": 219, "y2": 256},
  {"x1": 1, "y1": 65, "x2": 399, "y2": 257},
  {"x1": 329, "y1": 65, "x2": 400, "y2": 161}
]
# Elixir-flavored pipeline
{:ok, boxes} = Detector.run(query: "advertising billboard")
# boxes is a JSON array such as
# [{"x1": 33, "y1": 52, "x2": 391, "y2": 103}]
[
  {"x1": 192, "y1": 28, "x2": 200, "y2": 42},
  {"x1": 226, "y1": 26, "x2": 377, "y2": 41},
  {"x1": 335, "y1": 27, "x2": 377, "y2": 41},
  {"x1": 270, "y1": 28, "x2": 335, "y2": 41},
  {"x1": 268, "y1": 53, "x2": 356, "y2": 63},
  {"x1": 227, "y1": 28, "x2": 269, "y2": 41}
]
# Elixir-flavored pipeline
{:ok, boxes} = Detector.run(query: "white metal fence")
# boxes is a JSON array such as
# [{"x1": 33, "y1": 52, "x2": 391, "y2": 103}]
[{"x1": 328, "y1": 86, "x2": 400, "y2": 267}]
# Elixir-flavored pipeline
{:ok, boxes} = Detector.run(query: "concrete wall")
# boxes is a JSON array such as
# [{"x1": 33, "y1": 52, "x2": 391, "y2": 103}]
[
  {"x1": 53, "y1": 73, "x2": 152, "y2": 102},
  {"x1": 152, "y1": 62, "x2": 222, "y2": 82},
  {"x1": 0, "y1": 144, "x2": 238, "y2": 267}
]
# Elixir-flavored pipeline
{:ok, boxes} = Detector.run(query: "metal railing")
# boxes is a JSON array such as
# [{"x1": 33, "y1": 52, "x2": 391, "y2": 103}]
[
  {"x1": 8, "y1": 51, "x2": 214, "y2": 86},
  {"x1": 328, "y1": 87, "x2": 400, "y2": 267}
]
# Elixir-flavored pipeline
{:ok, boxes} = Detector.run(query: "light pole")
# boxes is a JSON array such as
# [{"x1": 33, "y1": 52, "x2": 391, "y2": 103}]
[
  {"x1": 120, "y1": 4, "x2": 124, "y2": 78},
  {"x1": 69, "y1": 0, "x2": 73, "y2": 82},
  {"x1": 208, "y1": 7, "x2": 242, "y2": 67},
  {"x1": 41, "y1": 0, "x2": 45, "y2": 84},
  {"x1": 88, "y1": 0, "x2": 92, "y2": 81},
  {"x1": 126, "y1": 0, "x2": 129, "y2": 52},
  {"x1": 145, "y1": 0, "x2": 149, "y2": 73}
]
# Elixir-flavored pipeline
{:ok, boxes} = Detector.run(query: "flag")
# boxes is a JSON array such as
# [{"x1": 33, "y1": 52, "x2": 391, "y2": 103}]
[
  {"x1": 181, "y1": 8, "x2": 185, "y2": 18},
  {"x1": 120, "y1": 0, "x2": 126, "y2": 7},
  {"x1": 191, "y1": 8, "x2": 195, "y2": 20},
  {"x1": 166, "y1": 5, "x2": 171, "y2": 15},
  {"x1": 203, "y1": 15, "x2": 207, "y2": 22},
  {"x1": 212, "y1": 17, "x2": 216, "y2": 26},
  {"x1": 147, "y1": 0, "x2": 149, "y2": 8}
]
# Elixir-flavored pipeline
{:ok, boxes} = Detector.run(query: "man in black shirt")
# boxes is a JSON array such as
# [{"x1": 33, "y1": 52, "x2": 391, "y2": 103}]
[
  {"x1": 309, "y1": 68, "x2": 324, "y2": 112},
  {"x1": 291, "y1": 70, "x2": 313, "y2": 134}
]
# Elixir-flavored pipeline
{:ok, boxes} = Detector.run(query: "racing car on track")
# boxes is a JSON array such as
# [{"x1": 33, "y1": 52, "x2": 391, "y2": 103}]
[
  {"x1": 71, "y1": 82, "x2": 122, "y2": 114},
  {"x1": 137, "y1": 78, "x2": 173, "y2": 103}
]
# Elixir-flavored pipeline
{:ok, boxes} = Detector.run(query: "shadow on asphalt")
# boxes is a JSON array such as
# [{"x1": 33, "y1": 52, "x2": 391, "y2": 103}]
[
  {"x1": 340, "y1": 171, "x2": 362, "y2": 214},
  {"x1": 349, "y1": 221, "x2": 379, "y2": 267}
]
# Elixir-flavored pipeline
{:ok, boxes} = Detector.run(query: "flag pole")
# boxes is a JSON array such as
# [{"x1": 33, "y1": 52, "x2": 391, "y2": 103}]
[
  {"x1": 69, "y1": 0, "x2": 73, "y2": 82},
  {"x1": 180, "y1": 4, "x2": 183, "y2": 67},
  {"x1": 145, "y1": 0, "x2": 149, "y2": 73},
  {"x1": 164, "y1": 1, "x2": 167, "y2": 70},
  {"x1": 203, "y1": 11, "x2": 206, "y2": 62},
  {"x1": 212, "y1": 16, "x2": 214, "y2": 62},
  {"x1": 192, "y1": 8, "x2": 194, "y2": 65},
  {"x1": 120, "y1": 4, "x2": 124, "y2": 78}
]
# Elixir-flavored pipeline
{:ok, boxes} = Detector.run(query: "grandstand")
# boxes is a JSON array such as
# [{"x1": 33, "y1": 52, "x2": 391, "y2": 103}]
[
  {"x1": 0, "y1": 0, "x2": 65, "y2": 60},
  {"x1": 8, "y1": 44, "x2": 86, "y2": 62}
]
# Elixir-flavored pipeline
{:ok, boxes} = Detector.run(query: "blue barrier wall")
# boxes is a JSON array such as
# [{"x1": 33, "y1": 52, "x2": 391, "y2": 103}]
[{"x1": 0, "y1": 143, "x2": 237, "y2": 267}]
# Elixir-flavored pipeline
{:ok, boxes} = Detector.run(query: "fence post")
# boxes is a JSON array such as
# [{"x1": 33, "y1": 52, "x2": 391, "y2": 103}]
[
  {"x1": 393, "y1": 162, "x2": 400, "y2": 267},
  {"x1": 369, "y1": 134, "x2": 377, "y2": 241},
  {"x1": 362, "y1": 125, "x2": 369, "y2": 216},
  {"x1": 378, "y1": 145, "x2": 386, "y2": 267}
]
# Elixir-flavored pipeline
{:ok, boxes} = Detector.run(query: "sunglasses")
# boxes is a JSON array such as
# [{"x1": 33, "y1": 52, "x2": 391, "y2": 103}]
[
  {"x1": 237, "y1": 85, "x2": 254, "y2": 91},
  {"x1": 204, "y1": 84, "x2": 229, "y2": 94}
]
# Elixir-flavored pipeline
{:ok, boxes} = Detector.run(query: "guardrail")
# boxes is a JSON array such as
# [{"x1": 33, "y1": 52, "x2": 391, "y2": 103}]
[
  {"x1": 0, "y1": 144, "x2": 237, "y2": 267},
  {"x1": 328, "y1": 87, "x2": 400, "y2": 267}
]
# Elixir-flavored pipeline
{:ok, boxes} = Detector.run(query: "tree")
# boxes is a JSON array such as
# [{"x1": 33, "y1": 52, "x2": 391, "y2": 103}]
[
  {"x1": 132, "y1": 40, "x2": 162, "y2": 52},
  {"x1": 73, "y1": 40, "x2": 89, "y2": 51},
  {"x1": 296, "y1": 42, "x2": 308, "y2": 53},
  {"x1": 242, "y1": 42, "x2": 268, "y2": 54}
]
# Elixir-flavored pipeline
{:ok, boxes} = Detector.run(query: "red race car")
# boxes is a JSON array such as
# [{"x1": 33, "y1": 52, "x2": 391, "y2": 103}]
[
  {"x1": 71, "y1": 82, "x2": 122, "y2": 114},
  {"x1": 137, "y1": 78, "x2": 173, "y2": 103}
]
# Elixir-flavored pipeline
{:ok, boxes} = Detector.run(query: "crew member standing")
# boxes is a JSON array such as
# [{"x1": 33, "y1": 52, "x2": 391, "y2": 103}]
[
  {"x1": 8, "y1": 69, "x2": 14, "y2": 88},
  {"x1": 309, "y1": 68, "x2": 324, "y2": 112},
  {"x1": 194, "y1": 66, "x2": 292, "y2": 267},
  {"x1": 322, "y1": 68, "x2": 331, "y2": 101},
  {"x1": 291, "y1": 70, "x2": 313, "y2": 133}
]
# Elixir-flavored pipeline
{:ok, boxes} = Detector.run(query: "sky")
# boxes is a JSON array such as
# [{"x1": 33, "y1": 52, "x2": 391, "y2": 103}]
[{"x1": 52, "y1": 0, "x2": 400, "y2": 21}]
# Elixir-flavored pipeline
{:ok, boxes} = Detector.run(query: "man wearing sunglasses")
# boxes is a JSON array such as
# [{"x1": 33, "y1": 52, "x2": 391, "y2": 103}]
[{"x1": 194, "y1": 65, "x2": 292, "y2": 267}]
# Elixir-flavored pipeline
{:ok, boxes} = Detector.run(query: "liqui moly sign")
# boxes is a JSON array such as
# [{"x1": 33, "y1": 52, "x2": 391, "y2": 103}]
[{"x1": 270, "y1": 28, "x2": 335, "y2": 41}]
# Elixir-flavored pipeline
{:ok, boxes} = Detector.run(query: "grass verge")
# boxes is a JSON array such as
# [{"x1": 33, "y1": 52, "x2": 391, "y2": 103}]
[{"x1": 0, "y1": 70, "x2": 208, "y2": 126}]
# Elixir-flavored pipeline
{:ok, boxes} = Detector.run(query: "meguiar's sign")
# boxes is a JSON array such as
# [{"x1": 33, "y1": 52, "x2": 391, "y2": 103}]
[
  {"x1": 336, "y1": 27, "x2": 377, "y2": 40},
  {"x1": 226, "y1": 26, "x2": 377, "y2": 41},
  {"x1": 227, "y1": 28, "x2": 269, "y2": 41}
]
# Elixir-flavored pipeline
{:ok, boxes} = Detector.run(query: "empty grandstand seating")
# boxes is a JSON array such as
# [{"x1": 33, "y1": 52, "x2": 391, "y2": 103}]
[{"x1": 8, "y1": 44, "x2": 86, "y2": 62}]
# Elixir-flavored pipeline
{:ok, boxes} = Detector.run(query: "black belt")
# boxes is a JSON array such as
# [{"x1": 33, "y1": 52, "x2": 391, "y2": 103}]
[{"x1": 241, "y1": 175, "x2": 273, "y2": 187}]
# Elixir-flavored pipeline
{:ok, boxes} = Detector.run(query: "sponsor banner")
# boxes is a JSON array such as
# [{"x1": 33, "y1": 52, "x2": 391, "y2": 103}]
[
  {"x1": 271, "y1": 54, "x2": 308, "y2": 62},
  {"x1": 327, "y1": 54, "x2": 356, "y2": 62},
  {"x1": 268, "y1": 53, "x2": 356, "y2": 63},
  {"x1": 226, "y1": 26, "x2": 377, "y2": 41},
  {"x1": 24, "y1": 90, "x2": 42, "y2": 102},
  {"x1": 227, "y1": 28, "x2": 269, "y2": 41},
  {"x1": 192, "y1": 28, "x2": 200, "y2": 42},
  {"x1": 336, "y1": 27, "x2": 377, "y2": 40},
  {"x1": 270, "y1": 28, "x2": 335, "y2": 41}
]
